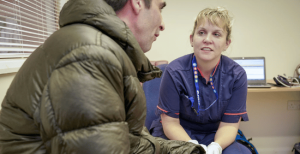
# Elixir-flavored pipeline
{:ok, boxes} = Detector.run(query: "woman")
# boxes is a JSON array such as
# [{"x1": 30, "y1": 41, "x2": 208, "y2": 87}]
[{"x1": 150, "y1": 7, "x2": 250, "y2": 154}]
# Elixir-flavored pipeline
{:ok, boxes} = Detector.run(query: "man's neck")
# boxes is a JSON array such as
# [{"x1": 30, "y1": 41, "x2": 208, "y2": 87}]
[{"x1": 116, "y1": 1, "x2": 137, "y2": 35}]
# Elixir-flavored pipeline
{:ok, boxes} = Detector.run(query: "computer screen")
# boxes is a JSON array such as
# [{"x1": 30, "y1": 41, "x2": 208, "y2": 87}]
[{"x1": 234, "y1": 59, "x2": 265, "y2": 80}]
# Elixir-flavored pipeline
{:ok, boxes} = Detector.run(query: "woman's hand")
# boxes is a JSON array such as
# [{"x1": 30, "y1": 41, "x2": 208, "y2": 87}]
[{"x1": 207, "y1": 142, "x2": 222, "y2": 154}]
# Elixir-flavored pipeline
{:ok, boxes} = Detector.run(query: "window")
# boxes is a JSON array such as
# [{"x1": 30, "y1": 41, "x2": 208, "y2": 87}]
[
  {"x1": 0, "y1": 0, "x2": 61, "y2": 74},
  {"x1": 0, "y1": 0, "x2": 60, "y2": 58}
]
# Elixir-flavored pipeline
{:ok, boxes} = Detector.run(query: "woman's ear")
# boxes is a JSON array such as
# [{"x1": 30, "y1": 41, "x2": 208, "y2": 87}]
[
  {"x1": 190, "y1": 35, "x2": 194, "y2": 47},
  {"x1": 224, "y1": 39, "x2": 231, "y2": 50},
  {"x1": 130, "y1": 0, "x2": 142, "y2": 15}
]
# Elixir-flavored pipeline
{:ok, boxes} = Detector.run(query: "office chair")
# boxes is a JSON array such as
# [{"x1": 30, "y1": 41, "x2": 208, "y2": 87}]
[{"x1": 143, "y1": 64, "x2": 168, "y2": 131}]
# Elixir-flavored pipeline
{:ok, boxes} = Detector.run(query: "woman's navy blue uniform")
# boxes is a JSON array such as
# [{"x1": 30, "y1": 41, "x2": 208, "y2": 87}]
[{"x1": 151, "y1": 54, "x2": 250, "y2": 153}]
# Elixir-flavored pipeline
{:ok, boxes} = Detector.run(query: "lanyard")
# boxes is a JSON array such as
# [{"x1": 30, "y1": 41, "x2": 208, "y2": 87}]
[{"x1": 191, "y1": 56, "x2": 219, "y2": 116}]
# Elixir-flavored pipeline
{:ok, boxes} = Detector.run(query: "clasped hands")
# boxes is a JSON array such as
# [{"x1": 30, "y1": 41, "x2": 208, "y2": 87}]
[{"x1": 188, "y1": 140, "x2": 222, "y2": 154}]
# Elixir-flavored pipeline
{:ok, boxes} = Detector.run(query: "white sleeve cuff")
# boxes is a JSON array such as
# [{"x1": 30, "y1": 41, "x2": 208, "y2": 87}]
[
  {"x1": 208, "y1": 142, "x2": 222, "y2": 154},
  {"x1": 188, "y1": 139, "x2": 199, "y2": 144}
]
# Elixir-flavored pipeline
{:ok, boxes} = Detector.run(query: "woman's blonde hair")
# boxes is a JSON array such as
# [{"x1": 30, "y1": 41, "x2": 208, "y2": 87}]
[{"x1": 191, "y1": 7, "x2": 233, "y2": 41}]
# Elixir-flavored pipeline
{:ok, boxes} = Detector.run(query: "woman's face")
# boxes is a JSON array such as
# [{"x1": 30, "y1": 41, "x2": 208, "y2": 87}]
[{"x1": 190, "y1": 18, "x2": 231, "y2": 62}]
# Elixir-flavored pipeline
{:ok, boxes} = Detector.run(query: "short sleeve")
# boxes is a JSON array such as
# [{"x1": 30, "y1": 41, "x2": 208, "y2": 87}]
[
  {"x1": 155, "y1": 68, "x2": 180, "y2": 118},
  {"x1": 222, "y1": 71, "x2": 249, "y2": 123}
]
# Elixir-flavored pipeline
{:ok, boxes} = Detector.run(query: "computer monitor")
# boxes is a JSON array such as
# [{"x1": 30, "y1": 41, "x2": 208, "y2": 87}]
[{"x1": 231, "y1": 57, "x2": 267, "y2": 85}]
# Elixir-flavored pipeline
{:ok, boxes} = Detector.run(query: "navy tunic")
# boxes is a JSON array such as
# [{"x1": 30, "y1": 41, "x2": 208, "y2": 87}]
[{"x1": 151, "y1": 53, "x2": 249, "y2": 143}]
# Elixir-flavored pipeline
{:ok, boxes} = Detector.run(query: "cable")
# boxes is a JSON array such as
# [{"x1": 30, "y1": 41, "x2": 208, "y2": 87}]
[{"x1": 273, "y1": 76, "x2": 291, "y2": 87}]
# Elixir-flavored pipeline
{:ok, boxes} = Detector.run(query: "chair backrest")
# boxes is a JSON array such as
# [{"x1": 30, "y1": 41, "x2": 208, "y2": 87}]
[{"x1": 143, "y1": 64, "x2": 168, "y2": 131}]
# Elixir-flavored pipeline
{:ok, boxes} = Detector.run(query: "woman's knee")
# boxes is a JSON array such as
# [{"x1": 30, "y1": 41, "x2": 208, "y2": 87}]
[{"x1": 222, "y1": 141, "x2": 252, "y2": 154}]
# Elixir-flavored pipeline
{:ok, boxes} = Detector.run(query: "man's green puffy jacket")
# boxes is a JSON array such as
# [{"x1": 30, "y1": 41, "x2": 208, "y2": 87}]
[{"x1": 0, "y1": 0, "x2": 205, "y2": 153}]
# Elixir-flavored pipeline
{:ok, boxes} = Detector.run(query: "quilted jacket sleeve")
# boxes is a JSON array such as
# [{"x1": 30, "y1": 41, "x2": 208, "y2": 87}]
[
  {"x1": 38, "y1": 46, "x2": 130, "y2": 154},
  {"x1": 130, "y1": 127, "x2": 206, "y2": 154},
  {"x1": 155, "y1": 137, "x2": 206, "y2": 154}
]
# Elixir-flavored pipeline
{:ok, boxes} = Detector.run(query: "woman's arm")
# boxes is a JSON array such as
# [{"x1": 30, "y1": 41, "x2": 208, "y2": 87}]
[
  {"x1": 214, "y1": 117, "x2": 241, "y2": 149},
  {"x1": 161, "y1": 113, "x2": 191, "y2": 141}
]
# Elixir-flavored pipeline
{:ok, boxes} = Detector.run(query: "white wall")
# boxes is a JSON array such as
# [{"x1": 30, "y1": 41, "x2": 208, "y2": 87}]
[
  {"x1": 60, "y1": 0, "x2": 68, "y2": 11},
  {"x1": 146, "y1": 0, "x2": 300, "y2": 79},
  {"x1": 0, "y1": 73, "x2": 16, "y2": 109}
]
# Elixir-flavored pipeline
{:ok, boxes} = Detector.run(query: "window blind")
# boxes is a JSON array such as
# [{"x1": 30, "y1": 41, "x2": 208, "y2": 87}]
[{"x1": 0, "y1": 0, "x2": 60, "y2": 58}]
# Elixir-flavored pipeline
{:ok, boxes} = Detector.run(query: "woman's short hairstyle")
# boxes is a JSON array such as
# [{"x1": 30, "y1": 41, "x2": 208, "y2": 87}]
[
  {"x1": 191, "y1": 7, "x2": 233, "y2": 41},
  {"x1": 105, "y1": 0, "x2": 152, "y2": 12}
]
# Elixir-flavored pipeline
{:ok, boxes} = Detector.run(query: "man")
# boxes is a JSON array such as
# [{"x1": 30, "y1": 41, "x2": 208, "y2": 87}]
[{"x1": 0, "y1": 0, "x2": 205, "y2": 153}]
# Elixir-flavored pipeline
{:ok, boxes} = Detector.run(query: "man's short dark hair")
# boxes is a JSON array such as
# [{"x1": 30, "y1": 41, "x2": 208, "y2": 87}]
[{"x1": 104, "y1": 0, "x2": 152, "y2": 12}]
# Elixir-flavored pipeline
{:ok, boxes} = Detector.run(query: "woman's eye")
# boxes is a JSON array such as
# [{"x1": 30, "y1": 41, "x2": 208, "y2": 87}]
[
  {"x1": 199, "y1": 31, "x2": 204, "y2": 35},
  {"x1": 214, "y1": 33, "x2": 220, "y2": 36}
]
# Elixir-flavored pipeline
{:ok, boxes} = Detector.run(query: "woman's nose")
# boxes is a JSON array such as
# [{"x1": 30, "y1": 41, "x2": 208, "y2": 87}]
[{"x1": 203, "y1": 34, "x2": 212, "y2": 44}]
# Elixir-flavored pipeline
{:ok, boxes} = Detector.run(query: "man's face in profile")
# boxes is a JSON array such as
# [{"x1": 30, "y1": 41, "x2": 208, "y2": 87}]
[{"x1": 135, "y1": 0, "x2": 166, "y2": 53}]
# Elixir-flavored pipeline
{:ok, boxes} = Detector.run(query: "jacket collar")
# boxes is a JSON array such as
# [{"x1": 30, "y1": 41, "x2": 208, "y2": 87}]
[{"x1": 59, "y1": 0, "x2": 161, "y2": 82}]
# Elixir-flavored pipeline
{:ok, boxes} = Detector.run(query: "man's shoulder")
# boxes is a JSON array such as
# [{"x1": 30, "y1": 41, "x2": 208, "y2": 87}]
[
  {"x1": 56, "y1": 24, "x2": 100, "y2": 43},
  {"x1": 43, "y1": 24, "x2": 128, "y2": 71},
  {"x1": 59, "y1": 24, "x2": 126, "y2": 56}
]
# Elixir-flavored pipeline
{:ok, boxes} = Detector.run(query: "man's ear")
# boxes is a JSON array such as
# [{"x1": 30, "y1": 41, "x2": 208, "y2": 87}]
[{"x1": 130, "y1": 0, "x2": 142, "y2": 15}]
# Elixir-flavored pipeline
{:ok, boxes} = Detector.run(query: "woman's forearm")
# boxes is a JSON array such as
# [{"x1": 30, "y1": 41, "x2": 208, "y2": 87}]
[
  {"x1": 163, "y1": 122, "x2": 191, "y2": 141},
  {"x1": 161, "y1": 114, "x2": 191, "y2": 141},
  {"x1": 214, "y1": 118, "x2": 241, "y2": 149}
]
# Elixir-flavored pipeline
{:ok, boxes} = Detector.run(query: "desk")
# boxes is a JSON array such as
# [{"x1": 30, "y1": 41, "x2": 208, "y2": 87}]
[
  {"x1": 248, "y1": 86, "x2": 300, "y2": 93},
  {"x1": 248, "y1": 79, "x2": 300, "y2": 93},
  {"x1": 241, "y1": 80, "x2": 300, "y2": 154}
]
